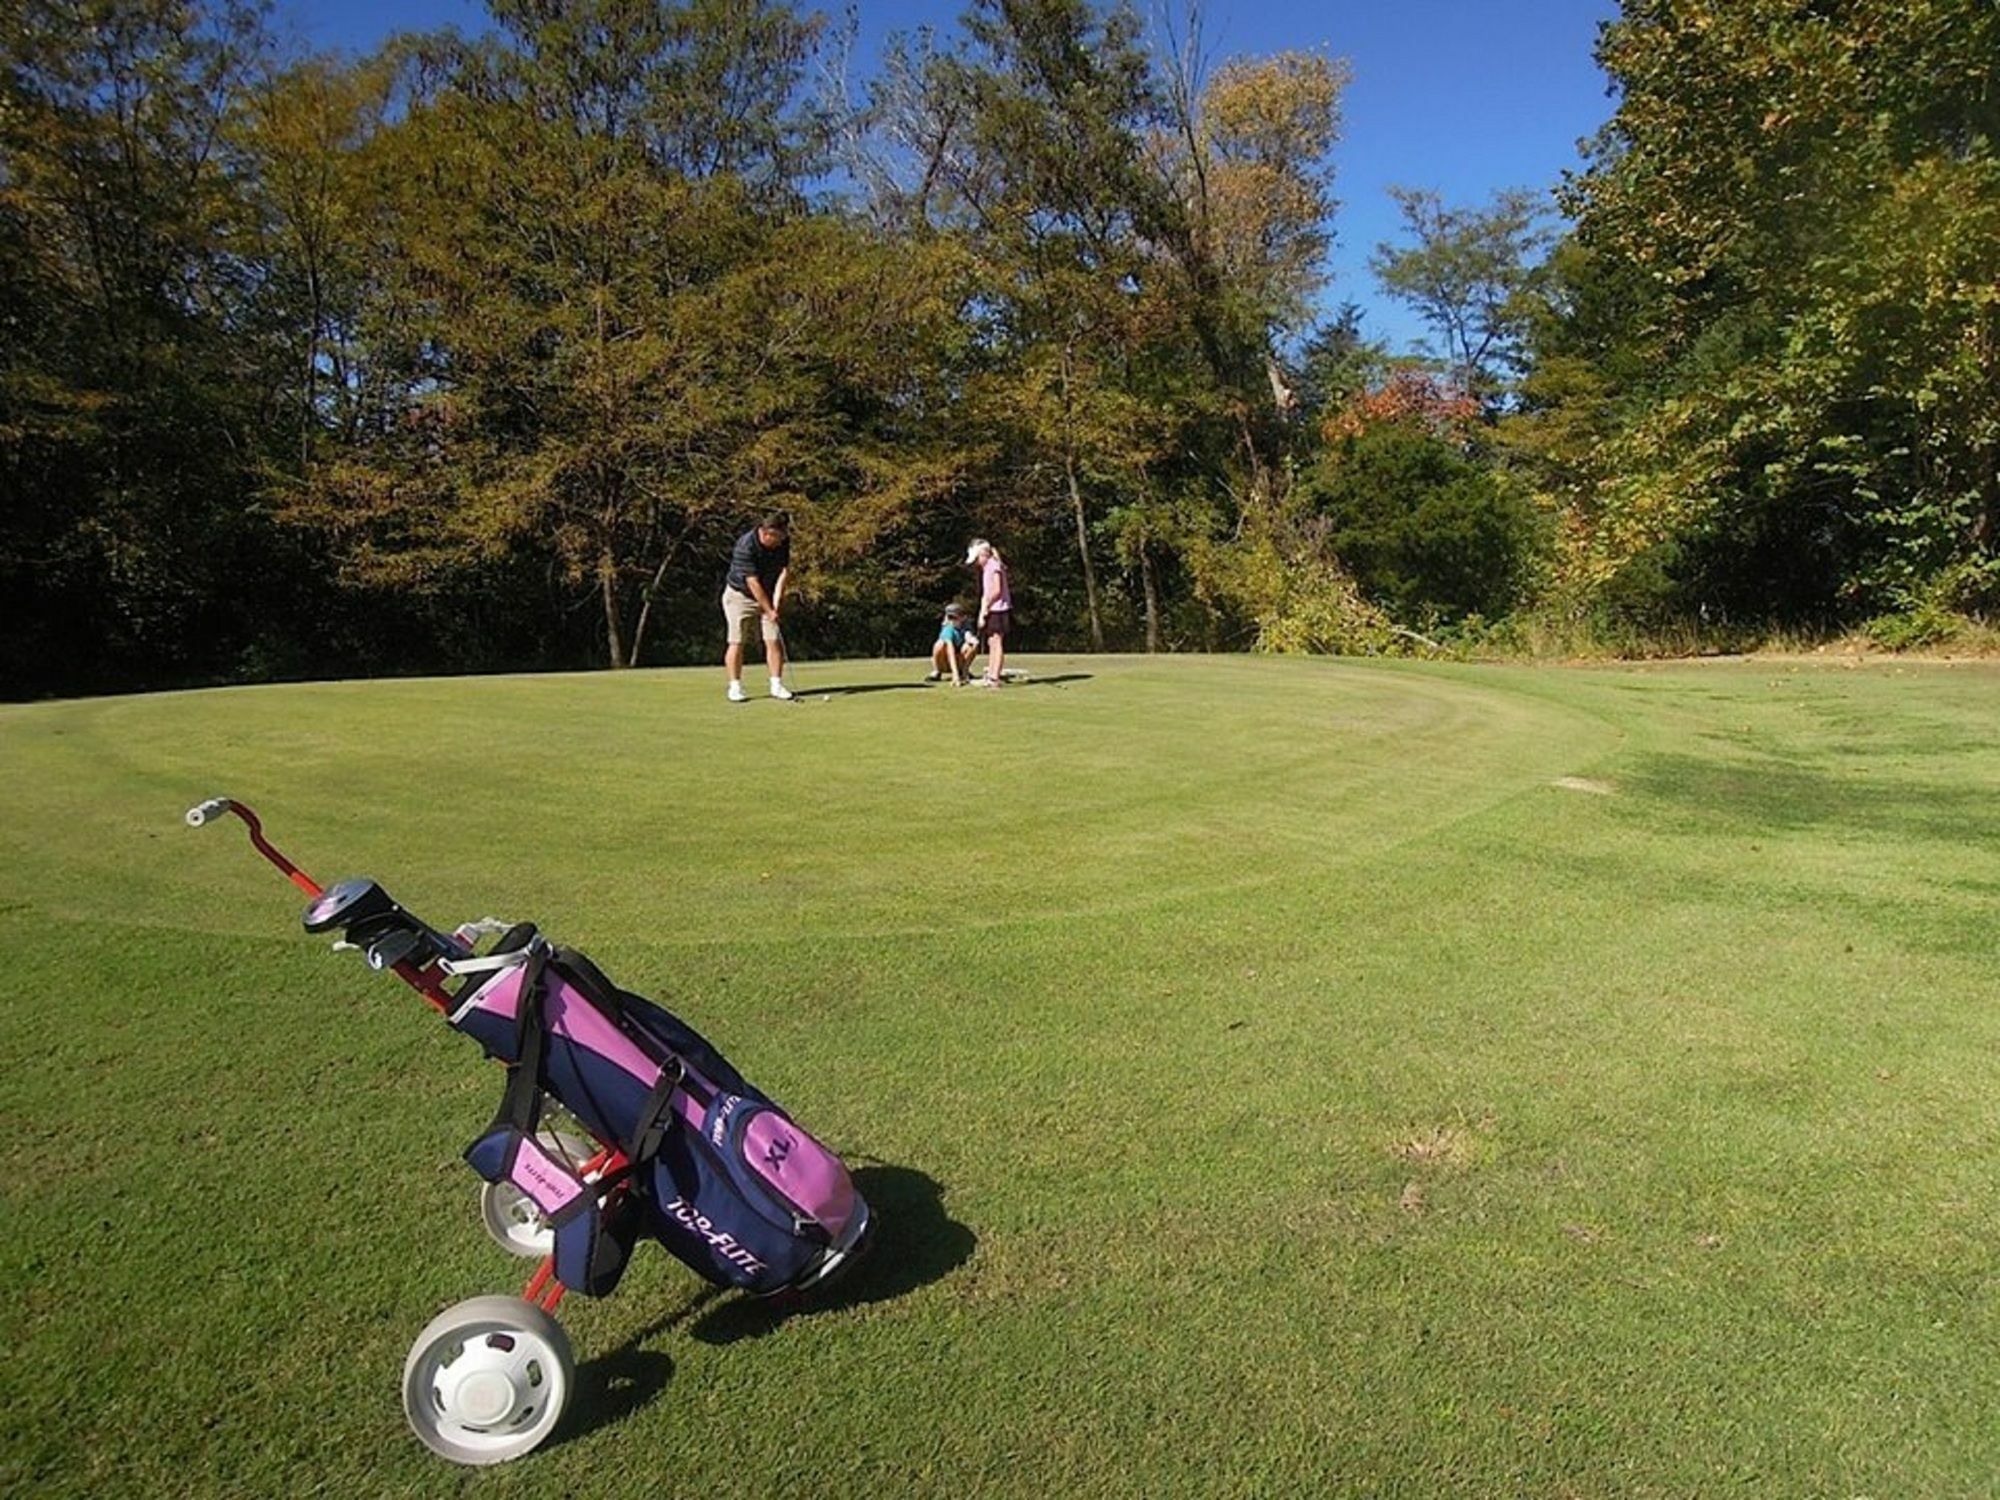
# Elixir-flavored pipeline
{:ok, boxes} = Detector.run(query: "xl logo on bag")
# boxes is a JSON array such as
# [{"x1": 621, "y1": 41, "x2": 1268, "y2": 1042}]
[{"x1": 763, "y1": 1134, "x2": 794, "y2": 1172}]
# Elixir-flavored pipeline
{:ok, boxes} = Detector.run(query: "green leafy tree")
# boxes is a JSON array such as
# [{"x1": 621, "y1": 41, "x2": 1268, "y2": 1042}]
[
  {"x1": 1371, "y1": 186, "x2": 1550, "y2": 408},
  {"x1": 1535, "y1": 0, "x2": 2000, "y2": 628},
  {"x1": 286, "y1": 0, "x2": 861, "y2": 668},
  {"x1": 1290, "y1": 301, "x2": 1386, "y2": 427},
  {"x1": 235, "y1": 52, "x2": 393, "y2": 464},
  {"x1": 853, "y1": 9, "x2": 1351, "y2": 652},
  {"x1": 1155, "y1": 43, "x2": 1348, "y2": 484},
  {"x1": 1146, "y1": 39, "x2": 1365, "y2": 649},
  {"x1": 1299, "y1": 421, "x2": 1543, "y2": 626},
  {"x1": 0, "y1": 0, "x2": 289, "y2": 694},
  {"x1": 936, "y1": 0, "x2": 1168, "y2": 649}
]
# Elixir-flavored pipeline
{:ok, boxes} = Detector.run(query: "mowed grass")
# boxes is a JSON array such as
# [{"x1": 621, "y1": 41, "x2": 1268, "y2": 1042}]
[{"x1": 5, "y1": 653, "x2": 2000, "y2": 1497}]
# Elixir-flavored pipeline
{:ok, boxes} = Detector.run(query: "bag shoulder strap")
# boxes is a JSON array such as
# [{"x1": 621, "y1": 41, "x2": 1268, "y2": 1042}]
[
  {"x1": 551, "y1": 945, "x2": 687, "y2": 1167},
  {"x1": 494, "y1": 944, "x2": 551, "y2": 1136}
]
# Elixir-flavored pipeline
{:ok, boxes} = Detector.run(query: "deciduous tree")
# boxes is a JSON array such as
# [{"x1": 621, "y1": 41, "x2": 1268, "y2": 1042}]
[{"x1": 1371, "y1": 186, "x2": 1549, "y2": 408}]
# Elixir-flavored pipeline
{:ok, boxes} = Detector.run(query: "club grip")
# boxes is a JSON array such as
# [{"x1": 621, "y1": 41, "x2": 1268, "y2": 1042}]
[{"x1": 184, "y1": 797, "x2": 235, "y2": 828}]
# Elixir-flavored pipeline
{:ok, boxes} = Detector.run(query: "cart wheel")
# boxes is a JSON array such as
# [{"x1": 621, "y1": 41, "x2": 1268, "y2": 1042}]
[
  {"x1": 479, "y1": 1130, "x2": 594, "y2": 1258},
  {"x1": 402, "y1": 1295, "x2": 574, "y2": 1466}
]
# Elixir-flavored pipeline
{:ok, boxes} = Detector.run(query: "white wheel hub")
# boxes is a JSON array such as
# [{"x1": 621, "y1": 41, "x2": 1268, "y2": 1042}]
[
  {"x1": 402, "y1": 1296, "x2": 574, "y2": 1465},
  {"x1": 446, "y1": 1360, "x2": 524, "y2": 1427}
]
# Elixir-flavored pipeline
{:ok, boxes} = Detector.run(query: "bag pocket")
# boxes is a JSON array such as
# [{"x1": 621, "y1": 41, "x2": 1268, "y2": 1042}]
[
  {"x1": 720, "y1": 1099, "x2": 857, "y2": 1241},
  {"x1": 465, "y1": 1126, "x2": 638, "y2": 1297}
]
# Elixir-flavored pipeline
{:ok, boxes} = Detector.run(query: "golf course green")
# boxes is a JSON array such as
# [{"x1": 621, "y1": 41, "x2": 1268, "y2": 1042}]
[{"x1": 4, "y1": 654, "x2": 1998, "y2": 1496}]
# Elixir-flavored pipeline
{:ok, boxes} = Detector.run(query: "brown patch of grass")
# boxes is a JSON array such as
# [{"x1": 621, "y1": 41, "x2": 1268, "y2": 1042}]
[
  {"x1": 1551, "y1": 776, "x2": 1615, "y2": 795},
  {"x1": 1392, "y1": 1125, "x2": 1465, "y2": 1164},
  {"x1": 1391, "y1": 1122, "x2": 1485, "y2": 1168}
]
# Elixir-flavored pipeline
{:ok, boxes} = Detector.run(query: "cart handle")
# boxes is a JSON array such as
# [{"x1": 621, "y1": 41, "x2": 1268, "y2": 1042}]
[
  {"x1": 184, "y1": 796, "x2": 457, "y2": 1015},
  {"x1": 184, "y1": 797, "x2": 324, "y2": 899}
]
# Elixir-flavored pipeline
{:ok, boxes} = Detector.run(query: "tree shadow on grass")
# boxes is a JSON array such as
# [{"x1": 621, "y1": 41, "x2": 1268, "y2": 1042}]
[
  {"x1": 1621, "y1": 751, "x2": 2000, "y2": 848},
  {"x1": 803, "y1": 673, "x2": 1091, "y2": 697},
  {"x1": 688, "y1": 1163, "x2": 976, "y2": 1346}
]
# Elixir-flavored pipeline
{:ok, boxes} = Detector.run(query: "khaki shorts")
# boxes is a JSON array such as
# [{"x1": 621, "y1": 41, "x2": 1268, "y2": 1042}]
[{"x1": 722, "y1": 586, "x2": 782, "y2": 645}]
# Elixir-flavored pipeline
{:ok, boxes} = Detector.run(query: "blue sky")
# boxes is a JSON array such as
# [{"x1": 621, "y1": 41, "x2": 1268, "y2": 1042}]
[{"x1": 278, "y1": 0, "x2": 1621, "y2": 353}]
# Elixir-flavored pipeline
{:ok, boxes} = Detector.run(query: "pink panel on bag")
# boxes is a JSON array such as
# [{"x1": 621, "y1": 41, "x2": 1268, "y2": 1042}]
[
  {"x1": 461, "y1": 961, "x2": 716, "y2": 1146},
  {"x1": 673, "y1": 1089, "x2": 704, "y2": 1131},
  {"x1": 460, "y1": 963, "x2": 664, "y2": 1087},
  {"x1": 545, "y1": 977, "x2": 661, "y2": 1085},
  {"x1": 511, "y1": 1137, "x2": 584, "y2": 1213},
  {"x1": 742, "y1": 1110, "x2": 855, "y2": 1237},
  {"x1": 461, "y1": 963, "x2": 526, "y2": 1022}
]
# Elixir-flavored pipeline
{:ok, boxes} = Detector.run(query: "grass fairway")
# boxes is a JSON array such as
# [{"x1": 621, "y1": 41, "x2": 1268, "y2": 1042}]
[{"x1": 6, "y1": 654, "x2": 2000, "y2": 1497}]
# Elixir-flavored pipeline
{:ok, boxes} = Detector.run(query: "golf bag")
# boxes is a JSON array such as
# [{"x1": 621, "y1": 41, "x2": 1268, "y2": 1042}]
[
  {"x1": 292, "y1": 873, "x2": 865, "y2": 1300},
  {"x1": 448, "y1": 932, "x2": 861, "y2": 1297}
]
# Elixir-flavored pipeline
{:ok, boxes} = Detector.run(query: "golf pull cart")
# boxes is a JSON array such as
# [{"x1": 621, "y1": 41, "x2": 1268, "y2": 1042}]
[{"x1": 186, "y1": 798, "x2": 872, "y2": 1466}]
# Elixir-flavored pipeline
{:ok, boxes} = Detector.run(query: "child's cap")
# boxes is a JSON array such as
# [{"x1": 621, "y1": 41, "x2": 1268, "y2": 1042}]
[{"x1": 944, "y1": 602, "x2": 964, "y2": 618}]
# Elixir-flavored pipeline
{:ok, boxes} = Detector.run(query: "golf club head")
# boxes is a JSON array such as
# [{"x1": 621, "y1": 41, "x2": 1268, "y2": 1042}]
[
  {"x1": 303, "y1": 878, "x2": 399, "y2": 934},
  {"x1": 365, "y1": 927, "x2": 424, "y2": 971}
]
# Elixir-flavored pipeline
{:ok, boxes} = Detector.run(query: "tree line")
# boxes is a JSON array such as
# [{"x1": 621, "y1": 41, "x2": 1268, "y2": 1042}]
[{"x1": 4, "y1": 0, "x2": 1996, "y2": 698}]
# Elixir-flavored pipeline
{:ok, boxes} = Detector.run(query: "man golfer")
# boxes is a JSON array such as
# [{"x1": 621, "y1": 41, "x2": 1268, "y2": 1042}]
[{"x1": 722, "y1": 511, "x2": 793, "y2": 701}]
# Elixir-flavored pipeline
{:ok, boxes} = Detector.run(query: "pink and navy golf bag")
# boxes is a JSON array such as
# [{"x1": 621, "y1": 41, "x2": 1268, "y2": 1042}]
[
  {"x1": 301, "y1": 877, "x2": 872, "y2": 1300},
  {"x1": 452, "y1": 935, "x2": 866, "y2": 1296}
]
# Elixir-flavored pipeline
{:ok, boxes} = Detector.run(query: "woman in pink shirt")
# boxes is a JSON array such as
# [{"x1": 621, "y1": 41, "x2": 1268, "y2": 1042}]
[{"x1": 965, "y1": 538, "x2": 1011, "y2": 687}]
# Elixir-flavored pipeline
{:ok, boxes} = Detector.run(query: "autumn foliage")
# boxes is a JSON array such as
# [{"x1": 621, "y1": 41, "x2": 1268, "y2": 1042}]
[{"x1": 1320, "y1": 371, "x2": 1481, "y2": 444}]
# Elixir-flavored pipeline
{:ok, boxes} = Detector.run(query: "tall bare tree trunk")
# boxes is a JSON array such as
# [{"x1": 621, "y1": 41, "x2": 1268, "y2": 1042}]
[
  {"x1": 629, "y1": 530, "x2": 689, "y2": 669},
  {"x1": 1140, "y1": 541, "x2": 1162, "y2": 652},
  {"x1": 1066, "y1": 451, "x2": 1105, "y2": 651},
  {"x1": 1238, "y1": 410, "x2": 1273, "y2": 516},
  {"x1": 600, "y1": 550, "x2": 627, "y2": 668},
  {"x1": 1058, "y1": 344, "x2": 1105, "y2": 650},
  {"x1": 302, "y1": 259, "x2": 321, "y2": 467}
]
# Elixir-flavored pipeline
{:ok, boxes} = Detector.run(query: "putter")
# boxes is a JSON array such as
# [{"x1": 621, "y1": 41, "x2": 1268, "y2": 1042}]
[{"x1": 779, "y1": 627, "x2": 827, "y2": 702}]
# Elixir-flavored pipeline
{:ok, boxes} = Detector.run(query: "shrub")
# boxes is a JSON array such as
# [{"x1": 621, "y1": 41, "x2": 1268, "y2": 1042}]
[
  {"x1": 1865, "y1": 603, "x2": 1962, "y2": 652},
  {"x1": 1299, "y1": 423, "x2": 1545, "y2": 625}
]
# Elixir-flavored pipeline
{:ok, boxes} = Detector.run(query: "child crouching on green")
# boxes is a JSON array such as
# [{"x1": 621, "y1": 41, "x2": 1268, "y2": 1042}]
[{"x1": 926, "y1": 603, "x2": 979, "y2": 685}]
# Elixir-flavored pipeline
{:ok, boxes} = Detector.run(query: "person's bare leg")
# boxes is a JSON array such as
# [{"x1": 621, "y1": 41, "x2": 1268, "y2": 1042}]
[
  {"x1": 987, "y1": 629, "x2": 1005, "y2": 683},
  {"x1": 725, "y1": 640, "x2": 744, "y2": 684},
  {"x1": 764, "y1": 631, "x2": 786, "y2": 682}
]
